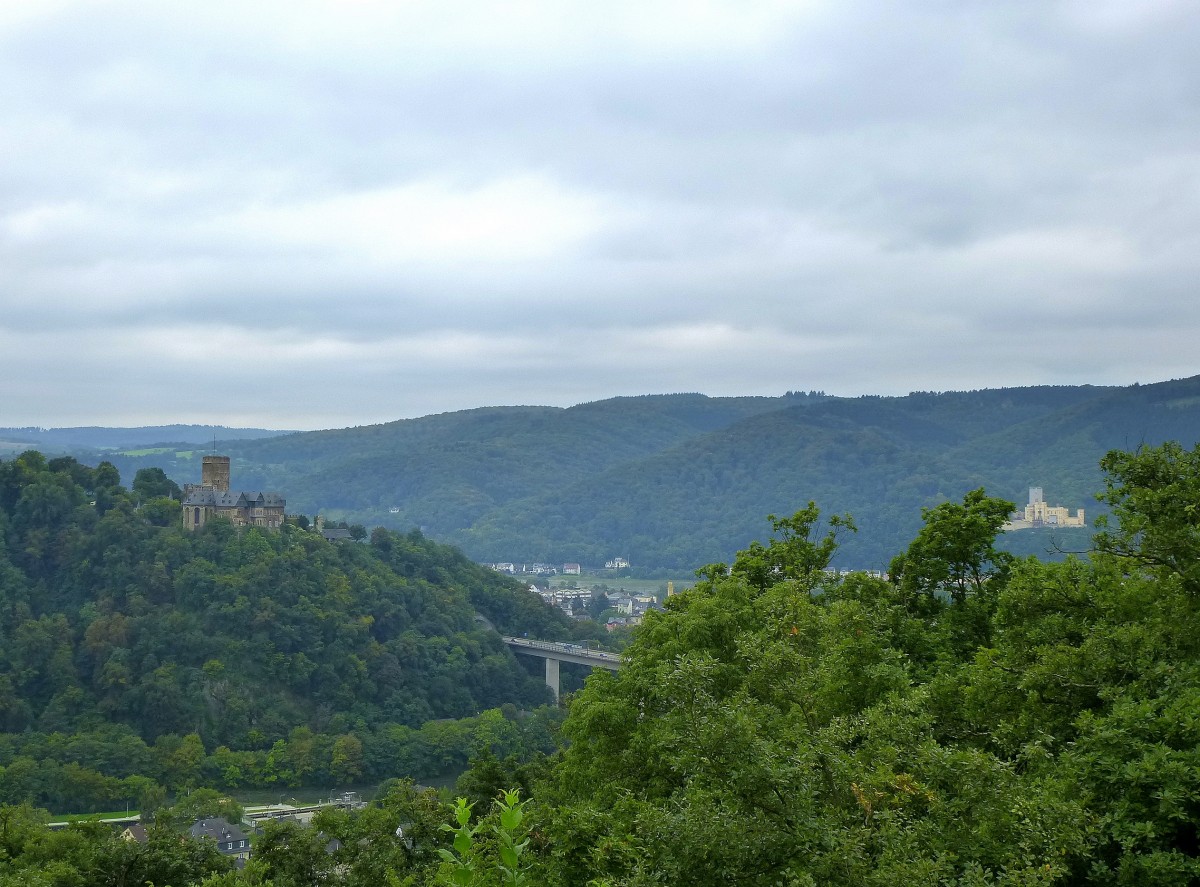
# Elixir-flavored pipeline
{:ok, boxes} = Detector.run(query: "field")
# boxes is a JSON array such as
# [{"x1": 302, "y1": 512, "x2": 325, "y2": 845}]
[{"x1": 118, "y1": 447, "x2": 193, "y2": 457}]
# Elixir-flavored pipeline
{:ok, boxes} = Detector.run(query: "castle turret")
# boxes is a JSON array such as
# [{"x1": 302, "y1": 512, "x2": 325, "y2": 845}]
[{"x1": 202, "y1": 455, "x2": 231, "y2": 492}]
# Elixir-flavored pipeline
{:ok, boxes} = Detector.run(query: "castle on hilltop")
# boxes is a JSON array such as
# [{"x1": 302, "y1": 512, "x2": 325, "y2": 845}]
[
  {"x1": 1004, "y1": 486, "x2": 1085, "y2": 531},
  {"x1": 181, "y1": 455, "x2": 285, "y2": 531}
]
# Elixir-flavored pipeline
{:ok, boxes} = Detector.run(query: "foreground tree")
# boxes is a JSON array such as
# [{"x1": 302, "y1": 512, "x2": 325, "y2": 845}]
[
  {"x1": 535, "y1": 502, "x2": 1094, "y2": 886},
  {"x1": 0, "y1": 803, "x2": 232, "y2": 887},
  {"x1": 533, "y1": 455, "x2": 1200, "y2": 885},
  {"x1": 889, "y1": 488, "x2": 1015, "y2": 606},
  {"x1": 728, "y1": 503, "x2": 854, "y2": 592},
  {"x1": 1095, "y1": 440, "x2": 1200, "y2": 595}
]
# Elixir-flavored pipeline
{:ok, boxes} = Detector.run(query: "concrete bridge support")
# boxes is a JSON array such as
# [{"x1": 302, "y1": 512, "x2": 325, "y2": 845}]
[
  {"x1": 502, "y1": 637, "x2": 620, "y2": 704},
  {"x1": 545, "y1": 657, "x2": 560, "y2": 702}
]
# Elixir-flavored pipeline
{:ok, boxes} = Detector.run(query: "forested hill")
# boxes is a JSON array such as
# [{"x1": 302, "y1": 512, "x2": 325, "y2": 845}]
[
  {"x1": 0, "y1": 452, "x2": 575, "y2": 809},
  {"x1": 89, "y1": 377, "x2": 1200, "y2": 569}
]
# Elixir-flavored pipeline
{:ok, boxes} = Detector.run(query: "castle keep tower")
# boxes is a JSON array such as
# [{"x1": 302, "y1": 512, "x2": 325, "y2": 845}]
[{"x1": 202, "y1": 455, "x2": 231, "y2": 492}]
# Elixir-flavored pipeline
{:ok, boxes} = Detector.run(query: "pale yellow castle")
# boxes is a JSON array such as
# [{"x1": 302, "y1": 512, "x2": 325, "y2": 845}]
[{"x1": 1005, "y1": 487, "x2": 1085, "y2": 530}]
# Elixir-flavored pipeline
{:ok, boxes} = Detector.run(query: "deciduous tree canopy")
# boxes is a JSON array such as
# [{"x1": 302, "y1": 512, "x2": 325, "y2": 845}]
[
  {"x1": 6, "y1": 442, "x2": 1200, "y2": 886},
  {"x1": 534, "y1": 442, "x2": 1200, "y2": 885},
  {"x1": 0, "y1": 451, "x2": 577, "y2": 810}
]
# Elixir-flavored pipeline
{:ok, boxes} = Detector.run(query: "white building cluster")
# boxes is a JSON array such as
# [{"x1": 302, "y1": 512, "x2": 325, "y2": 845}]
[
  {"x1": 487, "y1": 562, "x2": 559, "y2": 575},
  {"x1": 532, "y1": 585, "x2": 595, "y2": 618},
  {"x1": 486, "y1": 558, "x2": 630, "y2": 575}
]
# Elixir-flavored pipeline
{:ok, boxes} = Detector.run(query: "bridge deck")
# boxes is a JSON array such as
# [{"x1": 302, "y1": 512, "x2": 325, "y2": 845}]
[{"x1": 503, "y1": 637, "x2": 621, "y2": 669}]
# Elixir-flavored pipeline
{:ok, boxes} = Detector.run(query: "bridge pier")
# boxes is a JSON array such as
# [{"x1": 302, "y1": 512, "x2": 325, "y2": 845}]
[
  {"x1": 502, "y1": 637, "x2": 620, "y2": 705},
  {"x1": 545, "y1": 657, "x2": 560, "y2": 702}
]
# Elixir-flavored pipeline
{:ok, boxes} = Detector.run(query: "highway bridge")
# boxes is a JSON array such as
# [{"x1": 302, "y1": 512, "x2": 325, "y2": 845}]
[{"x1": 502, "y1": 637, "x2": 621, "y2": 701}]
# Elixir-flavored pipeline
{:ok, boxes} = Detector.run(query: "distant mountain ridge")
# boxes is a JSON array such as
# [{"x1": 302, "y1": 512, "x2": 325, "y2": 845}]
[
  {"x1": 40, "y1": 378, "x2": 1200, "y2": 571},
  {"x1": 0, "y1": 424, "x2": 294, "y2": 452}
]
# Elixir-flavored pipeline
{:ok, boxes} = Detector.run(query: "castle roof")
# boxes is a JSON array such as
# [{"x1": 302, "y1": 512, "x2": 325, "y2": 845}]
[{"x1": 182, "y1": 488, "x2": 284, "y2": 507}]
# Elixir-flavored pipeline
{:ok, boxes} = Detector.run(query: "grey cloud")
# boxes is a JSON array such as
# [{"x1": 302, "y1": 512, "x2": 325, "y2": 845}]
[{"x1": 1, "y1": 1, "x2": 1198, "y2": 427}]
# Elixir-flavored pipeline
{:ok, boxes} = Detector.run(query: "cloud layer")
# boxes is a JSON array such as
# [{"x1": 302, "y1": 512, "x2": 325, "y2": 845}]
[{"x1": 2, "y1": 0, "x2": 1198, "y2": 428}]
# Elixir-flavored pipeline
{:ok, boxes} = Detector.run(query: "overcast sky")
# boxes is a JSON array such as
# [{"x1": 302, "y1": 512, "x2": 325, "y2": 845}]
[{"x1": 2, "y1": 0, "x2": 1198, "y2": 430}]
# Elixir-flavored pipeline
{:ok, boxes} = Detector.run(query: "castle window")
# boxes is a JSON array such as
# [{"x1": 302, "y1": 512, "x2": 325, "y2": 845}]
[{"x1": 193, "y1": 507, "x2": 200, "y2": 526}]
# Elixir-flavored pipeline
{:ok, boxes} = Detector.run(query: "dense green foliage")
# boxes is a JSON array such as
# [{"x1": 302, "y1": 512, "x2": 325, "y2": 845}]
[
  {"x1": 0, "y1": 805, "x2": 232, "y2": 886},
  {"x1": 532, "y1": 442, "x2": 1200, "y2": 885},
  {"x1": 6, "y1": 440, "x2": 1200, "y2": 885},
  {"x1": 0, "y1": 452, "x2": 578, "y2": 810},
  {"x1": 98, "y1": 376, "x2": 1200, "y2": 570}
]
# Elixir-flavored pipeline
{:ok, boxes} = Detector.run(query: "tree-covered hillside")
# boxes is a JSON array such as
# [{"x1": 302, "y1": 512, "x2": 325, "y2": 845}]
[
  {"x1": 206, "y1": 395, "x2": 793, "y2": 529},
  {"x1": 0, "y1": 452, "x2": 577, "y2": 811},
  {"x1": 456, "y1": 379, "x2": 1200, "y2": 569},
  {"x1": 7, "y1": 441, "x2": 1200, "y2": 885},
  {"x1": 80, "y1": 377, "x2": 1200, "y2": 570}
]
